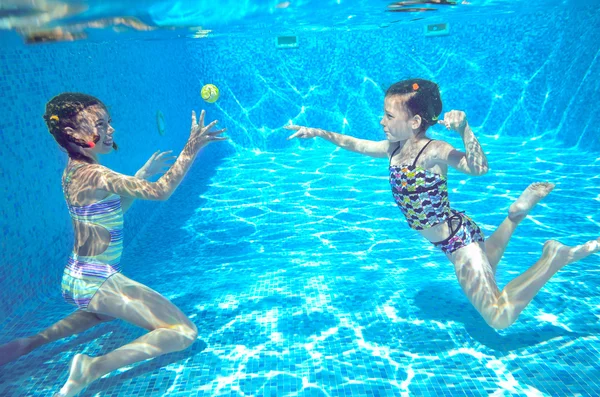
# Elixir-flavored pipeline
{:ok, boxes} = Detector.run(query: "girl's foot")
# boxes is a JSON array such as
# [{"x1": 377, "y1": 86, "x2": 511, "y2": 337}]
[
  {"x1": 54, "y1": 354, "x2": 97, "y2": 397},
  {"x1": 508, "y1": 182, "x2": 555, "y2": 222},
  {"x1": 542, "y1": 238, "x2": 600, "y2": 270}
]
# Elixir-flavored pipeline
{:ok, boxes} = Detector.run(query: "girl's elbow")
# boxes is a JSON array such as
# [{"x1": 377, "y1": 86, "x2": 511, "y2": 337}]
[
  {"x1": 157, "y1": 191, "x2": 171, "y2": 201},
  {"x1": 150, "y1": 181, "x2": 171, "y2": 201}
]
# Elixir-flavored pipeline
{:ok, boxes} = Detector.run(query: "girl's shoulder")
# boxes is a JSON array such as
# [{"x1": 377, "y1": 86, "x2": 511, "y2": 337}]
[
  {"x1": 63, "y1": 162, "x2": 115, "y2": 203},
  {"x1": 426, "y1": 139, "x2": 454, "y2": 157}
]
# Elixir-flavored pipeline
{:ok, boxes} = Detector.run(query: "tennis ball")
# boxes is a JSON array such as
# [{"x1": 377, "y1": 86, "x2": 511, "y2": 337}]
[{"x1": 201, "y1": 84, "x2": 220, "y2": 103}]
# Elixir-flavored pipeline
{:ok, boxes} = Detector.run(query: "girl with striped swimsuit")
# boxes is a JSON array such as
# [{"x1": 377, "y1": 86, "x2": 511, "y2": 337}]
[{"x1": 0, "y1": 93, "x2": 226, "y2": 397}]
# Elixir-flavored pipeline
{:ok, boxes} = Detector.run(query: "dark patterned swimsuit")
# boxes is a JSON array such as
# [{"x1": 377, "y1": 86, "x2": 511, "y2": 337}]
[{"x1": 388, "y1": 139, "x2": 484, "y2": 254}]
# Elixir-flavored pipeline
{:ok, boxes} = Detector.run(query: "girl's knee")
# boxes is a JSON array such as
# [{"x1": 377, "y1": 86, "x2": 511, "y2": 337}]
[
  {"x1": 487, "y1": 318, "x2": 511, "y2": 330},
  {"x1": 483, "y1": 310, "x2": 514, "y2": 330},
  {"x1": 185, "y1": 322, "x2": 198, "y2": 344},
  {"x1": 173, "y1": 321, "x2": 197, "y2": 350}
]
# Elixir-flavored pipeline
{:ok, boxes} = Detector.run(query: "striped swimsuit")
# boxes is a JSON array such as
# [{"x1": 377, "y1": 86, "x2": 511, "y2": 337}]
[{"x1": 61, "y1": 163, "x2": 124, "y2": 310}]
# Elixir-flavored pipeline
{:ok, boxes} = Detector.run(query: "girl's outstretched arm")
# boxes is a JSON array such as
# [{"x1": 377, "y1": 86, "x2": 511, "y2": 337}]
[
  {"x1": 77, "y1": 110, "x2": 227, "y2": 201},
  {"x1": 285, "y1": 125, "x2": 389, "y2": 158},
  {"x1": 120, "y1": 150, "x2": 177, "y2": 212}
]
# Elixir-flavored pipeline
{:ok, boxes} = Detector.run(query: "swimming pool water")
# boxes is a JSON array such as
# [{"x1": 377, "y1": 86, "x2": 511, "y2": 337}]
[{"x1": 1, "y1": 136, "x2": 599, "y2": 396}]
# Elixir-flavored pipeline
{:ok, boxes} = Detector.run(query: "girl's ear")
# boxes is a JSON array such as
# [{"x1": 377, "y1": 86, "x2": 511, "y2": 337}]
[
  {"x1": 411, "y1": 115, "x2": 423, "y2": 131},
  {"x1": 63, "y1": 126, "x2": 96, "y2": 148},
  {"x1": 63, "y1": 126, "x2": 85, "y2": 141}
]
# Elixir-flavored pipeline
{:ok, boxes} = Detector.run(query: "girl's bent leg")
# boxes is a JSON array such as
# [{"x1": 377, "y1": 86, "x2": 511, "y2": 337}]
[
  {"x1": 54, "y1": 273, "x2": 197, "y2": 397},
  {"x1": 484, "y1": 182, "x2": 554, "y2": 273},
  {"x1": 451, "y1": 238, "x2": 599, "y2": 330}
]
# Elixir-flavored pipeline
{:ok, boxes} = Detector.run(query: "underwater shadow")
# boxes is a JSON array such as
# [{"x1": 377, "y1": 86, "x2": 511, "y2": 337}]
[{"x1": 413, "y1": 283, "x2": 588, "y2": 352}]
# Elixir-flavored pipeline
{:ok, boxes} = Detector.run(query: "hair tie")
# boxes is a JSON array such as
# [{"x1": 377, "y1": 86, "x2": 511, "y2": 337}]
[
  {"x1": 50, "y1": 115, "x2": 59, "y2": 121},
  {"x1": 87, "y1": 141, "x2": 95, "y2": 148},
  {"x1": 412, "y1": 83, "x2": 419, "y2": 91}
]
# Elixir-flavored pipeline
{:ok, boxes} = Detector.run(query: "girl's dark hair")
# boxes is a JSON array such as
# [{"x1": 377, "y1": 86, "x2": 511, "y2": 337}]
[
  {"x1": 43, "y1": 92, "x2": 117, "y2": 163},
  {"x1": 385, "y1": 79, "x2": 442, "y2": 131}
]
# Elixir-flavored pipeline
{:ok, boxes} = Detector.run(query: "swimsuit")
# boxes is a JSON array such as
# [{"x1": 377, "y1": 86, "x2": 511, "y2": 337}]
[
  {"x1": 389, "y1": 139, "x2": 484, "y2": 254},
  {"x1": 61, "y1": 163, "x2": 124, "y2": 310}
]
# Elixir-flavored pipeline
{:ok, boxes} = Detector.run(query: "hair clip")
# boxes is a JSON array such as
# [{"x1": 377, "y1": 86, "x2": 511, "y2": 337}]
[
  {"x1": 50, "y1": 115, "x2": 59, "y2": 121},
  {"x1": 412, "y1": 83, "x2": 419, "y2": 91}
]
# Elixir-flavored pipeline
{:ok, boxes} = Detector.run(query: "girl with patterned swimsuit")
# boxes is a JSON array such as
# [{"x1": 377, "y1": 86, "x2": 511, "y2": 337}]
[
  {"x1": 0, "y1": 93, "x2": 227, "y2": 397},
  {"x1": 286, "y1": 78, "x2": 600, "y2": 330}
]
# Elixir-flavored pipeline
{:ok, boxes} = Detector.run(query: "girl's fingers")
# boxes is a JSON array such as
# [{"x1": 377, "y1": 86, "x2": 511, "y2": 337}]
[
  {"x1": 209, "y1": 127, "x2": 227, "y2": 134},
  {"x1": 159, "y1": 151, "x2": 174, "y2": 159},
  {"x1": 203, "y1": 120, "x2": 218, "y2": 131}
]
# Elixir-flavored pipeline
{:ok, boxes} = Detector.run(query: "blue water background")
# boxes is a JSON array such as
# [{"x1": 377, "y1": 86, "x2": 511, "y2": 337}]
[{"x1": 0, "y1": 2, "x2": 599, "y2": 396}]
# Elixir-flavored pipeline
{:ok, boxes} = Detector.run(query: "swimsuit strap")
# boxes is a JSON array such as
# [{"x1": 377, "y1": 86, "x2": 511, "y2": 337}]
[
  {"x1": 389, "y1": 139, "x2": 435, "y2": 167},
  {"x1": 63, "y1": 162, "x2": 87, "y2": 205},
  {"x1": 412, "y1": 139, "x2": 435, "y2": 167},
  {"x1": 389, "y1": 143, "x2": 402, "y2": 166},
  {"x1": 65, "y1": 162, "x2": 87, "y2": 178}
]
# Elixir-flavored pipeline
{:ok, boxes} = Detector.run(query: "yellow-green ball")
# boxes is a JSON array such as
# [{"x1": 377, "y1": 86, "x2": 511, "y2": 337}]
[{"x1": 201, "y1": 84, "x2": 220, "y2": 103}]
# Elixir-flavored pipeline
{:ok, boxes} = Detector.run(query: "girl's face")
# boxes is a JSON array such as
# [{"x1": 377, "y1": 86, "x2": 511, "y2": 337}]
[
  {"x1": 75, "y1": 104, "x2": 115, "y2": 155},
  {"x1": 380, "y1": 95, "x2": 421, "y2": 142}
]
